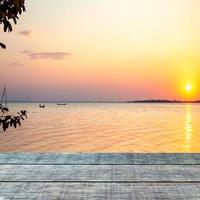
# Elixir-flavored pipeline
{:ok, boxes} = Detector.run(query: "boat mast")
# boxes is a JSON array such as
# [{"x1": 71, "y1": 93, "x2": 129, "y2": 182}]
[{"x1": 1, "y1": 85, "x2": 7, "y2": 106}]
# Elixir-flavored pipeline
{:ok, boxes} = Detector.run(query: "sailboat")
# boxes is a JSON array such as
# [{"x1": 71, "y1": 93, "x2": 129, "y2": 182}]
[{"x1": 0, "y1": 85, "x2": 9, "y2": 113}]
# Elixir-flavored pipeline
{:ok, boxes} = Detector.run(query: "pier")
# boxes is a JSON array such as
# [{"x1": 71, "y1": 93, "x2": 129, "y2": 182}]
[{"x1": 0, "y1": 153, "x2": 200, "y2": 199}]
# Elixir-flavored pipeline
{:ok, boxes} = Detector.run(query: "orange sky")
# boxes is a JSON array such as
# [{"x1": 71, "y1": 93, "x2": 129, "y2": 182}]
[{"x1": 0, "y1": 0, "x2": 200, "y2": 101}]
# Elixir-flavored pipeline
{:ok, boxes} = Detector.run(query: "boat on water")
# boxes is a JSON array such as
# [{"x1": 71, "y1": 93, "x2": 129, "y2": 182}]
[
  {"x1": 57, "y1": 103, "x2": 67, "y2": 106},
  {"x1": 39, "y1": 104, "x2": 45, "y2": 108}
]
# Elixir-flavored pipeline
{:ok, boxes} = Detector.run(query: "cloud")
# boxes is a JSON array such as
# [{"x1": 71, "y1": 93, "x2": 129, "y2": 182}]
[
  {"x1": 9, "y1": 62, "x2": 24, "y2": 67},
  {"x1": 21, "y1": 50, "x2": 71, "y2": 60},
  {"x1": 18, "y1": 30, "x2": 31, "y2": 37},
  {"x1": 21, "y1": 50, "x2": 31, "y2": 54}
]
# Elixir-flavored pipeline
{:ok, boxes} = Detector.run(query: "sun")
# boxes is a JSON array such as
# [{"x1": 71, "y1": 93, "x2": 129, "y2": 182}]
[{"x1": 185, "y1": 84, "x2": 192, "y2": 92}]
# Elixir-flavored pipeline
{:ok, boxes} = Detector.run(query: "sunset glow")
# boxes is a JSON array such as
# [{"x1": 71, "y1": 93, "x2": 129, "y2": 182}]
[
  {"x1": 0, "y1": 0, "x2": 200, "y2": 101},
  {"x1": 186, "y1": 84, "x2": 192, "y2": 92}
]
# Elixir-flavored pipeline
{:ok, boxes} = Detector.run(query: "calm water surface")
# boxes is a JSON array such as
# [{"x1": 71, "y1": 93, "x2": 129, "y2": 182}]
[{"x1": 0, "y1": 103, "x2": 200, "y2": 152}]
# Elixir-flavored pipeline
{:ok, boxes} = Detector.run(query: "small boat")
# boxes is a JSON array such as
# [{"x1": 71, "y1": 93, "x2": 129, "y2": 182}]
[
  {"x1": 57, "y1": 103, "x2": 67, "y2": 106},
  {"x1": 39, "y1": 104, "x2": 45, "y2": 108}
]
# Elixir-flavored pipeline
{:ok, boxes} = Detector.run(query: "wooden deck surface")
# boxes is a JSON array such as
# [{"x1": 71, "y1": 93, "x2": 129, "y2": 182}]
[{"x1": 0, "y1": 153, "x2": 200, "y2": 199}]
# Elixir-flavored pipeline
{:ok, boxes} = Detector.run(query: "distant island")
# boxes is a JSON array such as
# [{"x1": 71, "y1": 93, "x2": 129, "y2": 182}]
[{"x1": 127, "y1": 100, "x2": 200, "y2": 103}]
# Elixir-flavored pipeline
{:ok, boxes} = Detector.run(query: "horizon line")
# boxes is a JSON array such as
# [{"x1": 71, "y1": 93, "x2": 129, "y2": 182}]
[{"x1": 5, "y1": 99, "x2": 200, "y2": 104}]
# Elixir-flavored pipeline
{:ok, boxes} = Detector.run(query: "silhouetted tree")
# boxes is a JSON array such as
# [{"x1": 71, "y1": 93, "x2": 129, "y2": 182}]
[
  {"x1": 0, "y1": 108, "x2": 27, "y2": 131},
  {"x1": 0, "y1": 86, "x2": 28, "y2": 132},
  {"x1": 0, "y1": 0, "x2": 26, "y2": 49},
  {"x1": 0, "y1": 0, "x2": 27, "y2": 131}
]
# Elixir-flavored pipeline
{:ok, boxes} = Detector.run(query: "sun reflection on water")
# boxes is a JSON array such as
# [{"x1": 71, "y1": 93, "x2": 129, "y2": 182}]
[{"x1": 184, "y1": 105, "x2": 192, "y2": 152}]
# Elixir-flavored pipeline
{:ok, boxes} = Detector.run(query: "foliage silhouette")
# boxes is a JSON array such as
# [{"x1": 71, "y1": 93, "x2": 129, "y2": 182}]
[
  {"x1": 0, "y1": 107, "x2": 27, "y2": 131},
  {"x1": 0, "y1": 0, "x2": 26, "y2": 49},
  {"x1": 0, "y1": 0, "x2": 27, "y2": 132},
  {"x1": 0, "y1": 86, "x2": 28, "y2": 132}
]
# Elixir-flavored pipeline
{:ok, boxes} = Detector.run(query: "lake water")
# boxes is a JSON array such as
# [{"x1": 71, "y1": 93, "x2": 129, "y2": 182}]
[{"x1": 0, "y1": 103, "x2": 200, "y2": 152}]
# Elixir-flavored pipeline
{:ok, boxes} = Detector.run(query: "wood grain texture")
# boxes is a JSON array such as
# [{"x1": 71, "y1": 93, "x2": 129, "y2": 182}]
[
  {"x1": 0, "y1": 165, "x2": 200, "y2": 182},
  {"x1": 0, "y1": 153, "x2": 200, "y2": 164},
  {"x1": 0, "y1": 183, "x2": 200, "y2": 200},
  {"x1": 0, "y1": 153, "x2": 200, "y2": 199}
]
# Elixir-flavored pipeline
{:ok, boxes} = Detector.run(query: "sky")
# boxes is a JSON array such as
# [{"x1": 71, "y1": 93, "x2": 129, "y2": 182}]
[{"x1": 1, "y1": 0, "x2": 200, "y2": 101}]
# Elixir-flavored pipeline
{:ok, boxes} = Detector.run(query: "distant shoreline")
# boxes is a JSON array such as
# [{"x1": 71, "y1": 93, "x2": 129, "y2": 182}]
[{"x1": 127, "y1": 100, "x2": 200, "y2": 103}]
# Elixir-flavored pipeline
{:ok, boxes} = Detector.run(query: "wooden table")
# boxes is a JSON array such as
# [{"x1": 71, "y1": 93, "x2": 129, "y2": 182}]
[{"x1": 0, "y1": 153, "x2": 200, "y2": 199}]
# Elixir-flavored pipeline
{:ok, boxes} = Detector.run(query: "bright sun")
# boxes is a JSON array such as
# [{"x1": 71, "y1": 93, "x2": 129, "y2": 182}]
[{"x1": 186, "y1": 84, "x2": 192, "y2": 92}]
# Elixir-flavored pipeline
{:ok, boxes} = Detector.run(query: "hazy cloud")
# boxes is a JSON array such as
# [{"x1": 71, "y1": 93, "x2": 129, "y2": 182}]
[
  {"x1": 21, "y1": 50, "x2": 31, "y2": 54},
  {"x1": 18, "y1": 30, "x2": 31, "y2": 37},
  {"x1": 9, "y1": 62, "x2": 24, "y2": 67},
  {"x1": 21, "y1": 50, "x2": 71, "y2": 60}
]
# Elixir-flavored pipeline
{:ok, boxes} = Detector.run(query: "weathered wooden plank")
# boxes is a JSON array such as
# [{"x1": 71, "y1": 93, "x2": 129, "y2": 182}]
[
  {"x1": 0, "y1": 183, "x2": 200, "y2": 200},
  {"x1": 0, "y1": 153, "x2": 200, "y2": 165},
  {"x1": 0, "y1": 165, "x2": 200, "y2": 182}
]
